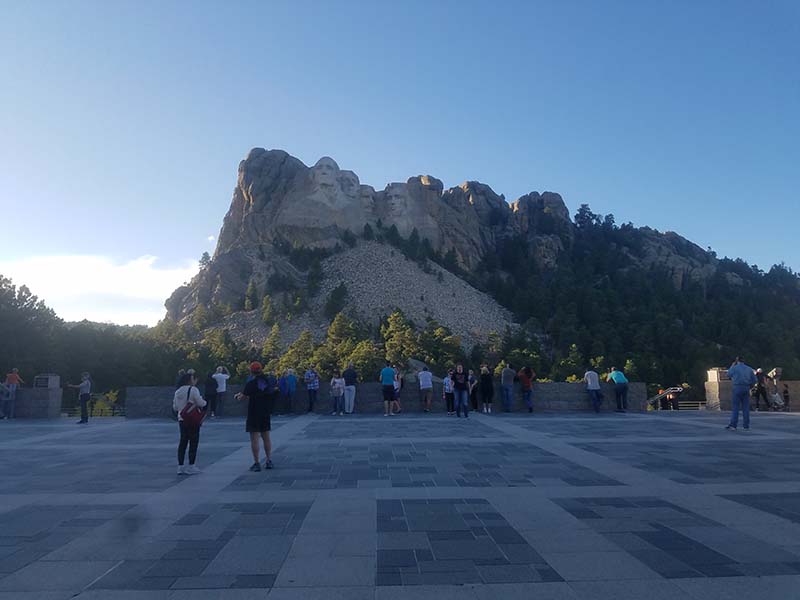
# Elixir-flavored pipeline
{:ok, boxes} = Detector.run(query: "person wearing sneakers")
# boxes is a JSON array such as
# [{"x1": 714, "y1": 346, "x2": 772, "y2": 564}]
[
  {"x1": 726, "y1": 356, "x2": 757, "y2": 431},
  {"x1": 379, "y1": 362, "x2": 396, "y2": 417},
  {"x1": 237, "y1": 362, "x2": 277, "y2": 472},
  {"x1": 173, "y1": 372, "x2": 206, "y2": 475}
]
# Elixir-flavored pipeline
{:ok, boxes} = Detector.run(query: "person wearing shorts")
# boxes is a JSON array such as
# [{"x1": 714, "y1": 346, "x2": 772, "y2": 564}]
[
  {"x1": 379, "y1": 362, "x2": 396, "y2": 417},
  {"x1": 237, "y1": 362, "x2": 277, "y2": 472}
]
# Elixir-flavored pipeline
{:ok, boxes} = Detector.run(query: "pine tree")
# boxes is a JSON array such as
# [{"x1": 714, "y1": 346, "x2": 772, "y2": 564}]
[
  {"x1": 381, "y1": 310, "x2": 422, "y2": 366},
  {"x1": 261, "y1": 294, "x2": 274, "y2": 325},
  {"x1": 244, "y1": 280, "x2": 258, "y2": 311}
]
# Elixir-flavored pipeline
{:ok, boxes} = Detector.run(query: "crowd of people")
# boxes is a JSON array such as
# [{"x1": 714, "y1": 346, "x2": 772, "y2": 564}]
[{"x1": 166, "y1": 359, "x2": 638, "y2": 475}]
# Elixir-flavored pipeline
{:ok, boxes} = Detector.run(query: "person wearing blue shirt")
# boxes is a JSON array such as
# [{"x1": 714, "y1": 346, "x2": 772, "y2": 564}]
[
  {"x1": 606, "y1": 367, "x2": 629, "y2": 412},
  {"x1": 379, "y1": 362, "x2": 396, "y2": 417},
  {"x1": 726, "y1": 357, "x2": 758, "y2": 431}
]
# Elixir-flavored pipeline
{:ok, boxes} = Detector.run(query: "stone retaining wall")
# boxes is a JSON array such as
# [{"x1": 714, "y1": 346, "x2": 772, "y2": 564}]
[
  {"x1": 705, "y1": 380, "x2": 799, "y2": 411},
  {"x1": 12, "y1": 388, "x2": 63, "y2": 419},
  {"x1": 125, "y1": 381, "x2": 647, "y2": 418}
]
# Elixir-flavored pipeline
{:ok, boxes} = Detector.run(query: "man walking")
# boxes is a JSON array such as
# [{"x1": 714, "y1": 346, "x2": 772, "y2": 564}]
[
  {"x1": 753, "y1": 368, "x2": 769, "y2": 411},
  {"x1": 3, "y1": 368, "x2": 24, "y2": 419},
  {"x1": 418, "y1": 366, "x2": 434, "y2": 412},
  {"x1": 500, "y1": 363, "x2": 515, "y2": 412},
  {"x1": 342, "y1": 362, "x2": 358, "y2": 414},
  {"x1": 583, "y1": 367, "x2": 602, "y2": 413},
  {"x1": 726, "y1": 357, "x2": 757, "y2": 431}
]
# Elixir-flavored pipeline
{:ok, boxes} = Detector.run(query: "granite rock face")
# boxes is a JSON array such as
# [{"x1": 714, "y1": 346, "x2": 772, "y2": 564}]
[{"x1": 165, "y1": 147, "x2": 720, "y2": 342}]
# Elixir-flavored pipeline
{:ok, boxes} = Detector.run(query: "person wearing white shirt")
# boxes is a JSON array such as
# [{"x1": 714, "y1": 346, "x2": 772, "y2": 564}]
[
  {"x1": 173, "y1": 373, "x2": 207, "y2": 475},
  {"x1": 583, "y1": 369, "x2": 602, "y2": 413},
  {"x1": 418, "y1": 366, "x2": 434, "y2": 413},
  {"x1": 211, "y1": 367, "x2": 230, "y2": 417},
  {"x1": 67, "y1": 372, "x2": 92, "y2": 424}
]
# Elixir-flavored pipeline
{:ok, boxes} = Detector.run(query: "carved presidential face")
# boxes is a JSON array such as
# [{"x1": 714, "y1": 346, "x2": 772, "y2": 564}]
[
  {"x1": 387, "y1": 183, "x2": 408, "y2": 213},
  {"x1": 359, "y1": 185, "x2": 375, "y2": 209},
  {"x1": 338, "y1": 171, "x2": 359, "y2": 198},
  {"x1": 312, "y1": 157, "x2": 339, "y2": 188}
]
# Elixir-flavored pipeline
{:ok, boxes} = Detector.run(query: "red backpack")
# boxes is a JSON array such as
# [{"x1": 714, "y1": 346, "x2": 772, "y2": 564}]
[{"x1": 179, "y1": 386, "x2": 205, "y2": 427}]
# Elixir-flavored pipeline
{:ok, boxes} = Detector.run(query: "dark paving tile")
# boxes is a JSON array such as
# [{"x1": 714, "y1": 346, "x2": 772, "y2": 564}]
[
  {"x1": 225, "y1": 440, "x2": 621, "y2": 490},
  {"x1": 374, "y1": 498, "x2": 559, "y2": 585},
  {"x1": 555, "y1": 495, "x2": 799, "y2": 580}
]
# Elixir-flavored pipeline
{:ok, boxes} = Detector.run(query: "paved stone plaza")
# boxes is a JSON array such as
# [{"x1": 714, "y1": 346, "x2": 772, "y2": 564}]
[{"x1": 3, "y1": 411, "x2": 800, "y2": 599}]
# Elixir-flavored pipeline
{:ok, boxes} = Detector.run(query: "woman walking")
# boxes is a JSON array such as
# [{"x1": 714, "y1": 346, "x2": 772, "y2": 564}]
[
  {"x1": 173, "y1": 372, "x2": 206, "y2": 475},
  {"x1": 480, "y1": 366, "x2": 494, "y2": 413},
  {"x1": 607, "y1": 366, "x2": 629, "y2": 412},
  {"x1": 330, "y1": 370, "x2": 345, "y2": 415}
]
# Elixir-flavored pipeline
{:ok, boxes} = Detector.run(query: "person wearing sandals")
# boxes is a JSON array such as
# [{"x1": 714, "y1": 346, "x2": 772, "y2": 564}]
[
  {"x1": 236, "y1": 362, "x2": 277, "y2": 472},
  {"x1": 173, "y1": 372, "x2": 206, "y2": 475}
]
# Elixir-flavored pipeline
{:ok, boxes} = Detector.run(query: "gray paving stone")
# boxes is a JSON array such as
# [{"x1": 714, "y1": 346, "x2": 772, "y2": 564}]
[
  {"x1": 204, "y1": 536, "x2": 292, "y2": 575},
  {"x1": 4, "y1": 413, "x2": 800, "y2": 596},
  {"x1": 0, "y1": 560, "x2": 117, "y2": 591}
]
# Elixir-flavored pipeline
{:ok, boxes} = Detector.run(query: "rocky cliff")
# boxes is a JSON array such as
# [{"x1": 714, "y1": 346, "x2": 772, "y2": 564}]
[{"x1": 166, "y1": 147, "x2": 721, "y2": 346}]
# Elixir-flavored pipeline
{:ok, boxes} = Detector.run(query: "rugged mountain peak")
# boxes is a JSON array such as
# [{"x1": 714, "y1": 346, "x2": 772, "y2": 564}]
[{"x1": 167, "y1": 147, "x2": 720, "y2": 331}]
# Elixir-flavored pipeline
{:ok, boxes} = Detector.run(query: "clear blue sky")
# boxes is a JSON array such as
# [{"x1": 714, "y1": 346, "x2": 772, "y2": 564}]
[{"x1": 1, "y1": 0, "x2": 798, "y2": 324}]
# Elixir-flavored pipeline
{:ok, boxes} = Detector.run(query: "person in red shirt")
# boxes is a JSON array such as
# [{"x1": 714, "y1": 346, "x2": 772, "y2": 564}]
[
  {"x1": 517, "y1": 367, "x2": 535, "y2": 413},
  {"x1": 3, "y1": 368, "x2": 24, "y2": 419}
]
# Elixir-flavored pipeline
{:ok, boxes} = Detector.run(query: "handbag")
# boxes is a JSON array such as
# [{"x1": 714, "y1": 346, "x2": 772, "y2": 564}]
[{"x1": 179, "y1": 386, "x2": 205, "y2": 427}]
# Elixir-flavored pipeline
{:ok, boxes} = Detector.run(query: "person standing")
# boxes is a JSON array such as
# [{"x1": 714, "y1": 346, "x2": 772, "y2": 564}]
[
  {"x1": 304, "y1": 367, "x2": 320, "y2": 412},
  {"x1": 517, "y1": 366, "x2": 535, "y2": 413},
  {"x1": 391, "y1": 366, "x2": 403, "y2": 415},
  {"x1": 211, "y1": 367, "x2": 230, "y2": 417},
  {"x1": 480, "y1": 366, "x2": 494, "y2": 413},
  {"x1": 379, "y1": 362, "x2": 396, "y2": 417},
  {"x1": 236, "y1": 362, "x2": 277, "y2": 471},
  {"x1": 468, "y1": 369, "x2": 479, "y2": 411},
  {"x1": 204, "y1": 372, "x2": 218, "y2": 418},
  {"x1": 3, "y1": 368, "x2": 24, "y2": 419},
  {"x1": 501, "y1": 364, "x2": 515, "y2": 412},
  {"x1": 278, "y1": 372, "x2": 289, "y2": 413},
  {"x1": 173, "y1": 371, "x2": 206, "y2": 475},
  {"x1": 583, "y1": 368, "x2": 602, "y2": 413},
  {"x1": 443, "y1": 369, "x2": 455, "y2": 415},
  {"x1": 753, "y1": 368, "x2": 769, "y2": 411},
  {"x1": 726, "y1": 357, "x2": 758, "y2": 431},
  {"x1": 330, "y1": 370, "x2": 345, "y2": 415},
  {"x1": 67, "y1": 372, "x2": 92, "y2": 424},
  {"x1": 342, "y1": 362, "x2": 358, "y2": 414},
  {"x1": 286, "y1": 368, "x2": 298, "y2": 412},
  {"x1": 606, "y1": 367, "x2": 629, "y2": 412},
  {"x1": 452, "y1": 364, "x2": 470, "y2": 418},
  {"x1": 418, "y1": 366, "x2": 434, "y2": 413}
]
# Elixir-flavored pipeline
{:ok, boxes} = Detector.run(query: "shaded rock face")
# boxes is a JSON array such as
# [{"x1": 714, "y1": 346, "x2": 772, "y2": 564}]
[{"x1": 166, "y1": 147, "x2": 719, "y2": 325}]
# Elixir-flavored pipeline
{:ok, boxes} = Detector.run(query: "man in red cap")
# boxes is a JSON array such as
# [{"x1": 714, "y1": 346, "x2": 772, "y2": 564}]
[{"x1": 236, "y1": 361, "x2": 278, "y2": 471}]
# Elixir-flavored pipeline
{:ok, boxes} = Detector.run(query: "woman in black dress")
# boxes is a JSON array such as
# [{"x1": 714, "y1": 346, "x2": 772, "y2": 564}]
[{"x1": 480, "y1": 366, "x2": 494, "y2": 413}]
